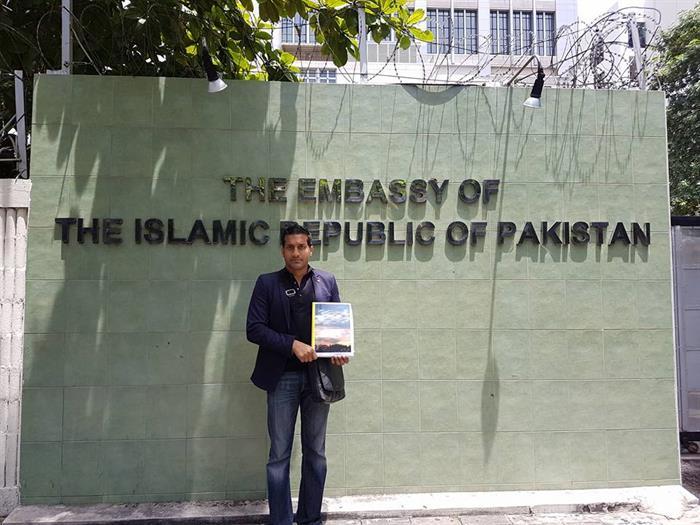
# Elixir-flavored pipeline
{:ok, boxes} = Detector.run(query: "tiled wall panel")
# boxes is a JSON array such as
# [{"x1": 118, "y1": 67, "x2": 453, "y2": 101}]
[{"x1": 22, "y1": 76, "x2": 678, "y2": 503}]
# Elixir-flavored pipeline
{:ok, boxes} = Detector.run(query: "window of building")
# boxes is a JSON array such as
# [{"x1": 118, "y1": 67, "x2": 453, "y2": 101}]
[
  {"x1": 427, "y1": 9, "x2": 477, "y2": 54},
  {"x1": 281, "y1": 14, "x2": 316, "y2": 44},
  {"x1": 455, "y1": 10, "x2": 478, "y2": 54},
  {"x1": 629, "y1": 58, "x2": 639, "y2": 82},
  {"x1": 512, "y1": 11, "x2": 533, "y2": 55},
  {"x1": 301, "y1": 68, "x2": 336, "y2": 83},
  {"x1": 628, "y1": 21, "x2": 647, "y2": 48},
  {"x1": 490, "y1": 10, "x2": 510, "y2": 54},
  {"x1": 536, "y1": 12, "x2": 555, "y2": 56},
  {"x1": 426, "y1": 9, "x2": 448, "y2": 54},
  {"x1": 382, "y1": 10, "x2": 411, "y2": 43}
]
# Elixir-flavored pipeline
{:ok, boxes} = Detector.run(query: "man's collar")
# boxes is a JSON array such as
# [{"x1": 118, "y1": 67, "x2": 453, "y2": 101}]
[{"x1": 282, "y1": 265, "x2": 314, "y2": 281}]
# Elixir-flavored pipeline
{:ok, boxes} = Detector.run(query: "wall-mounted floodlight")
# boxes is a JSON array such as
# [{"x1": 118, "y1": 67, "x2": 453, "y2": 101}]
[
  {"x1": 506, "y1": 55, "x2": 545, "y2": 109},
  {"x1": 523, "y1": 64, "x2": 545, "y2": 109},
  {"x1": 202, "y1": 42, "x2": 227, "y2": 93}
]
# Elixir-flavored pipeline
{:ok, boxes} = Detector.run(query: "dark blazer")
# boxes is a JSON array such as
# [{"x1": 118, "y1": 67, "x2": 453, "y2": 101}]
[{"x1": 246, "y1": 267, "x2": 341, "y2": 391}]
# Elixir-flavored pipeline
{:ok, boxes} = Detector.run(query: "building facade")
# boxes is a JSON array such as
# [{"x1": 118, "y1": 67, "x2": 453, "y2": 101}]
[{"x1": 272, "y1": 0, "x2": 577, "y2": 84}]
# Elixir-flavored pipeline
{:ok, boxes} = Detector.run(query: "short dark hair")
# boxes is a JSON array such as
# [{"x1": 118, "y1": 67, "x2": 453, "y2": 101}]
[{"x1": 281, "y1": 223, "x2": 312, "y2": 247}]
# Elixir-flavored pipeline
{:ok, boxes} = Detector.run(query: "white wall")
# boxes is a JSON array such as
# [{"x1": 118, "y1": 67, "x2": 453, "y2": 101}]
[{"x1": 0, "y1": 179, "x2": 31, "y2": 516}]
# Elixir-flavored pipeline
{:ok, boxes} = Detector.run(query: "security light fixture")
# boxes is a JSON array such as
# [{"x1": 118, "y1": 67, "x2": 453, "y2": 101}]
[
  {"x1": 202, "y1": 43, "x2": 227, "y2": 93},
  {"x1": 523, "y1": 64, "x2": 545, "y2": 109},
  {"x1": 505, "y1": 55, "x2": 545, "y2": 109}
]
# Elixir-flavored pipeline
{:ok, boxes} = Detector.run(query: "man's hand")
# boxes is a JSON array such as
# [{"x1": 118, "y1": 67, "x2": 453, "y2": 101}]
[
  {"x1": 292, "y1": 340, "x2": 317, "y2": 362},
  {"x1": 330, "y1": 356, "x2": 350, "y2": 366}
]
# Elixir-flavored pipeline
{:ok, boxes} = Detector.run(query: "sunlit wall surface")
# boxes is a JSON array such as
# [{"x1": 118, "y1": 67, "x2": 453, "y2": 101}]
[{"x1": 22, "y1": 76, "x2": 677, "y2": 504}]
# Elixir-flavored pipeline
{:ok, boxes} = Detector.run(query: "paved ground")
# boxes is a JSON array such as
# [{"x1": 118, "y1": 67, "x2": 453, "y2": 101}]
[
  {"x1": 683, "y1": 456, "x2": 700, "y2": 499},
  {"x1": 320, "y1": 461, "x2": 700, "y2": 525},
  {"x1": 4, "y1": 460, "x2": 700, "y2": 525},
  {"x1": 325, "y1": 510, "x2": 700, "y2": 525},
  {"x1": 318, "y1": 460, "x2": 700, "y2": 525}
]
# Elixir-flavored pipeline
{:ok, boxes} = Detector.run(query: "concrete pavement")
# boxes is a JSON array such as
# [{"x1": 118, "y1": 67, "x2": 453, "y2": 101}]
[
  {"x1": 3, "y1": 486, "x2": 698, "y2": 525},
  {"x1": 328, "y1": 510, "x2": 700, "y2": 525}
]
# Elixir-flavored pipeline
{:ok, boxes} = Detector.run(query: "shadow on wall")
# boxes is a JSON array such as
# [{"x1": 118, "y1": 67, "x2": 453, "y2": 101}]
[
  {"x1": 23, "y1": 76, "x2": 303, "y2": 502},
  {"x1": 22, "y1": 78, "x2": 659, "y2": 502}
]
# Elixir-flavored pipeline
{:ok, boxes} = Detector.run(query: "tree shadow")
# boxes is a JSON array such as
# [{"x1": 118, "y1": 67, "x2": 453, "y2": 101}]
[{"x1": 24, "y1": 75, "x2": 302, "y2": 503}]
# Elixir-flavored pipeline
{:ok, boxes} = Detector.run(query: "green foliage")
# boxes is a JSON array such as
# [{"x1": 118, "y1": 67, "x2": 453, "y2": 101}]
[
  {"x1": 655, "y1": 4, "x2": 700, "y2": 215},
  {"x1": 0, "y1": 0, "x2": 431, "y2": 176},
  {"x1": 0, "y1": 0, "x2": 432, "y2": 124}
]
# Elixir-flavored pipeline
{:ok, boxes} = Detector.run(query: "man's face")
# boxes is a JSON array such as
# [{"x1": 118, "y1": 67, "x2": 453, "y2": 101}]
[{"x1": 282, "y1": 233, "x2": 313, "y2": 273}]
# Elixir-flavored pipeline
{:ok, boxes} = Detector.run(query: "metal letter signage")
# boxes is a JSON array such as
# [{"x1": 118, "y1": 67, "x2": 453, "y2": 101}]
[{"x1": 53, "y1": 177, "x2": 653, "y2": 251}]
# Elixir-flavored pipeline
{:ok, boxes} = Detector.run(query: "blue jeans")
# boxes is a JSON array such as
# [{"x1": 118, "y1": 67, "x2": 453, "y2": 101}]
[{"x1": 267, "y1": 370, "x2": 330, "y2": 525}]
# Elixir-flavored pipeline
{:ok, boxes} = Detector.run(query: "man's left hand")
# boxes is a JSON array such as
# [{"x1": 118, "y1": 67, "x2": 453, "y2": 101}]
[{"x1": 330, "y1": 356, "x2": 350, "y2": 366}]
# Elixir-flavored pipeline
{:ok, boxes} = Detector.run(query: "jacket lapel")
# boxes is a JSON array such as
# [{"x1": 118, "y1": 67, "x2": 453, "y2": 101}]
[
  {"x1": 277, "y1": 270, "x2": 292, "y2": 331},
  {"x1": 312, "y1": 274, "x2": 326, "y2": 301}
]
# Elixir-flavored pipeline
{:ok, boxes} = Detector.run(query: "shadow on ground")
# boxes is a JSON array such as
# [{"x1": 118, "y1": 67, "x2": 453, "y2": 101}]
[{"x1": 682, "y1": 456, "x2": 700, "y2": 498}]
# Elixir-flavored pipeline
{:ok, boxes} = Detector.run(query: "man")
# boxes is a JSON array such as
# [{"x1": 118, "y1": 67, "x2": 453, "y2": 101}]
[{"x1": 247, "y1": 223, "x2": 349, "y2": 525}]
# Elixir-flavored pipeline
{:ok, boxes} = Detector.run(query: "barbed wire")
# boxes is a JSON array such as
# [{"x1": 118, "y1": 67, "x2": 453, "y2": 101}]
[
  {"x1": 3, "y1": 3, "x2": 666, "y2": 89},
  {"x1": 296, "y1": 6, "x2": 664, "y2": 89},
  {"x1": 0, "y1": 4, "x2": 670, "y2": 178}
]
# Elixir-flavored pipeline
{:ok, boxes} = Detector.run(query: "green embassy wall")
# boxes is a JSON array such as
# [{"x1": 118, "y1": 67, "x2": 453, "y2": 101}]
[{"x1": 22, "y1": 75, "x2": 679, "y2": 504}]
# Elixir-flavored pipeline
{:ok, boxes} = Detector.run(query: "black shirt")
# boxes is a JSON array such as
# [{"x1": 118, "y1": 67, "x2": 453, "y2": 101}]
[{"x1": 283, "y1": 267, "x2": 314, "y2": 371}]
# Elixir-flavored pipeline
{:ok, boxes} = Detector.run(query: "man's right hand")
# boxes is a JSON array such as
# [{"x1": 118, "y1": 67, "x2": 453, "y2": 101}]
[{"x1": 292, "y1": 340, "x2": 317, "y2": 362}]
